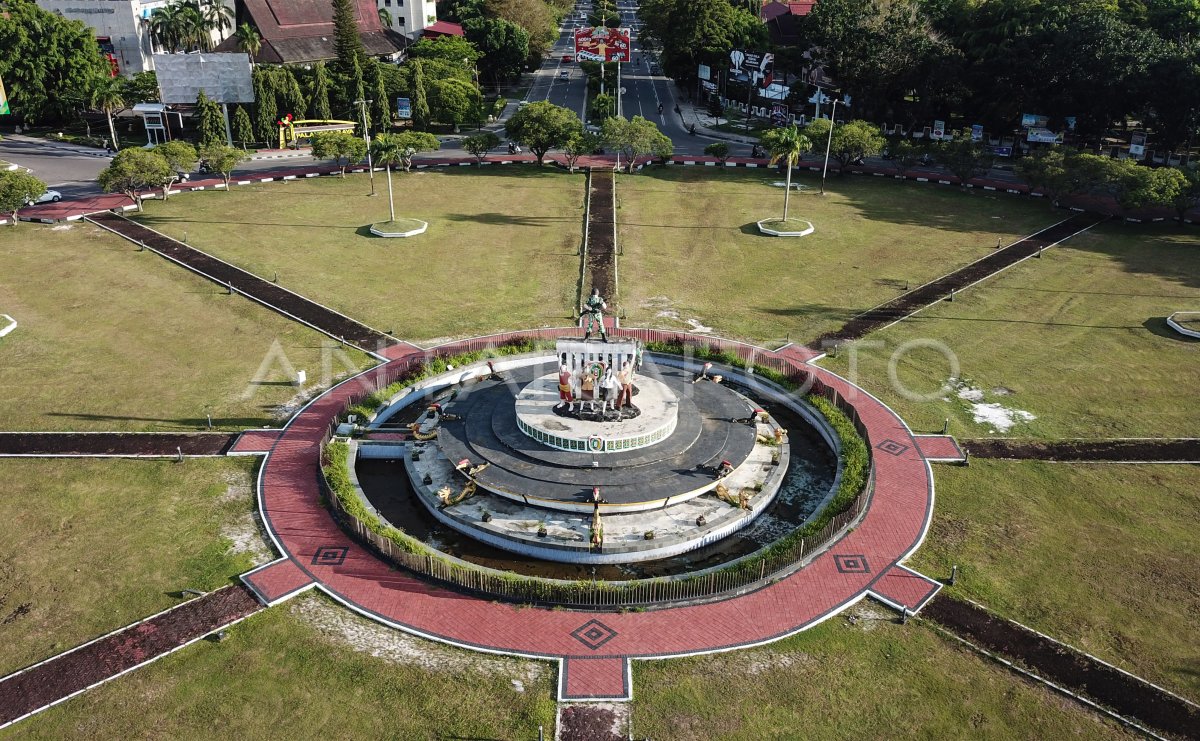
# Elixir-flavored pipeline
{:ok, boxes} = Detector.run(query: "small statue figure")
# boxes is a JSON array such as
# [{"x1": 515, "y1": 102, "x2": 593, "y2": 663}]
[
  {"x1": 580, "y1": 366, "x2": 598, "y2": 411},
  {"x1": 581, "y1": 288, "x2": 608, "y2": 342},
  {"x1": 692, "y1": 362, "x2": 714, "y2": 384},
  {"x1": 616, "y1": 361, "x2": 633, "y2": 409},
  {"x1": 556, "y1": 363, "x2": 573, "y2": 409},
  {"x1": 569, "y1": 365, "x2": 584, "y2": 412},
  {"x1": 601, "y1": 365, "x2": 621, "y2": 412},
  {"x1": 715, "y1": 459, "x2": 734, "y2": 479}
]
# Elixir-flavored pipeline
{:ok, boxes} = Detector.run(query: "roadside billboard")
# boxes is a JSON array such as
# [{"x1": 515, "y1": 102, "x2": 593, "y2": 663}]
[
  {"x1": 971, "y1": 124, "x2": 984, "y2": 142},
  {"x1": 729, "y1": 49, "x2": 774, "y2": 89},
  {"x1": 0, "y1": 75, "x2": 9, "y2": 116},
  {"x1": 397, "y1": 97, "x2": 412, "y2": 119},
  {"x1": 1130, "y1": 132, "x2": 1147, "y2": 157},
  {"x1": 1026, "y1": 127, "x2": 1061, "y2": 144},
  {"x1": 574, "y1": 27, "x2": 631, "y2": 63},
  {"x1": 1020, "y1": 113, "x2": 1049, "y2": 128},
  {"x1": 154, "y1": 53, "x2": 253, "y2": 104}
]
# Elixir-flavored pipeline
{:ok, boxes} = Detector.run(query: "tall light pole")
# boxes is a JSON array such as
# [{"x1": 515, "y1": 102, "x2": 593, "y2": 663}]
[
  {"x1": 354, "y1": 98, "x2": 376, "y2": 196},
  {"x1": 820, "y1": 98, "x2": 838, "y2": 195}
]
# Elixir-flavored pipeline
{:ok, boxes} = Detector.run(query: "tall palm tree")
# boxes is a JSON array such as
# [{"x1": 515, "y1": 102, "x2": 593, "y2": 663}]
[
  {"x1": 378, "y1": 7, "x2": 393, "y2": 28},
  {"x1": 370, "y1": 133, "x2": 407, "y2": 222},
  {"x1": 760, "y1": 124, "x2": 813, "y2": 221},
  {"x1": 202, "y1": 0, "x2": 234, "y2": 37},
  {"x1": 89, "y1": 76, "x2": 126, "y2": 151},
  {"x1": 234, "y1": 22, "x2": 262, "y2": 60},
  {"x1": 149, "y1": 3, "x2": 182, "y2": 52}
]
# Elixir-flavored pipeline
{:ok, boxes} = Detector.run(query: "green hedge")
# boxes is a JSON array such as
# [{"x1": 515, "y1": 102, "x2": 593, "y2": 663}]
[{"x1": 323, "y1": 440, "x2": 431, "y2": 555}]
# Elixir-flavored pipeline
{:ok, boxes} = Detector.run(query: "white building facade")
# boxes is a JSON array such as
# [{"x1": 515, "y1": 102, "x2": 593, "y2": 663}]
[
  {"x1": 35, "y1": 0, "x2": 234, "y2": 75},
  {"x1": 376, "y1": 0, "x2": 437, "y2": 39}
]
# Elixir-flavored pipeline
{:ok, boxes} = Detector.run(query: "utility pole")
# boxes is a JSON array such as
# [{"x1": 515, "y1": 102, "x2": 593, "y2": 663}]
[
  {"x1": 354, "y1": 98, "x2": 376, "y2": 196},
  {"x1": 820, "y1": 98, "x2": 839, "y2": 195}
]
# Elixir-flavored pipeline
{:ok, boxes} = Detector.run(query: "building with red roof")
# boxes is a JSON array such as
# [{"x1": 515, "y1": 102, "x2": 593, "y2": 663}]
[{"x1": 216, "y1": 0, "x2": 407, "y2": 64}]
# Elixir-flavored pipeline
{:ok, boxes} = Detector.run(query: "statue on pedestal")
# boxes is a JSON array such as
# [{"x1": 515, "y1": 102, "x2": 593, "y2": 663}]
[
  {"x1": 556, "y1": 363, "x2": 573, "y2": 409},
  {"x1": 581, "y1": 288, "x2": 608, "y2": 342}
]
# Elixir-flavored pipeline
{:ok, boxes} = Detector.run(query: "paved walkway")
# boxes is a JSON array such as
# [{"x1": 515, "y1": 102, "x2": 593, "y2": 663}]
[
  {"x1": 0, "y1": 586, "x2": 262, "y2": 730},
  {"x1": 0, "y1": 432, "x2": 236, "y2": 457},
  {"x1": 86, "y1": 212, "x2": 415, "y2": 360},
  {"x1": 249, "y1": 328, "x2": 944, "y2": 701},
  {"x1": 808, "y1": 212, "x2": 1106, "y2": 350}
]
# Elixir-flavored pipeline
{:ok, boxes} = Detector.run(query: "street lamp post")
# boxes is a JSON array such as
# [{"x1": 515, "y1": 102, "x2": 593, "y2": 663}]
[
  {"x1": 820, "y1": 98, "x2": 839, "y2": 195},
  {"x1": 354, "y1": 98, "x2": 376, "y2": 196}
]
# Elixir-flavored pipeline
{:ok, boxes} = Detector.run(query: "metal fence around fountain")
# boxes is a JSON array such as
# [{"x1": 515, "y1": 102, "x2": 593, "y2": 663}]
[{"x1": 310, "y1": 329, "x2": 876, "y2": 608}]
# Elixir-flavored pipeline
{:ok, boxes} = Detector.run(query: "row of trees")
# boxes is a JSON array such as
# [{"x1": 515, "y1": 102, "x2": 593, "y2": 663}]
[
  {"x1": 504, "y1": 101, "x2": 672, "y2": 172},
  {"x1": 96, "y1": 141, "x2": 247, "y2": 211},
  {"x1": 148, "y1": 0, "x2": 233, "y2": 53},
  {"x1": 637, "y1": 0, "x2": 1200, "y2": 153}
]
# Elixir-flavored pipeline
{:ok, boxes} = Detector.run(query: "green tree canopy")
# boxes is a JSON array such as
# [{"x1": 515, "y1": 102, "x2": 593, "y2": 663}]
[
  {"x1": 462, "y1": 131, "x2": 502, "y2": 164},
  {"x1": 199, "y1": 142, "x2": 248, "y2": 188},
  {"x1": 372, "y1": 131, "x2": 441, "y2": 172},
  {"x1": 98, "y1": 148, "x2": 173, "y2": 212},
  {"x1": 601, "y1": 115, "x2": 673, "y2": 173},
  {"x1": 464, "y1": 17, "x2": 529, "y2": 89},
  {"x1": 409, "y1": 35, "x2": 482, "y2": 68},
  {"x1": 0, "y1": 170, "x2": 48, "y2": 226},
  {"x1": 804, "y1": 118, "x2": 885, "y2": 174},
  {"x1": 429, "y1": 78, "x2": 482, "y2": 131},
  {"x1": 196, "y1": 89, "x2": 226, "y2": 146},
  {"x1": 932, "y1": 131, "x2": 993, "y2": 187},
  {"x1": 0, "y1": 0, "x2": 111, "y2": 123},
  {"x1": 153, "y1": 140, "x2": 199, "y2": 199},
  {"x1": 310, "y1": 130, "x2": 368, "y2": 176},
  {"x1": 505, "y1": 100, "x2": 581, "y2": 164},
  {"x1": 232, "y1": 105, "x2": 255, "y2": 147},
  {"x1": 252, "y1": 67, "x2": 279, "y2": 146},
  {"x1": 308, "y1": 62, "x2": 334, "y2": 121},
  {"x1": 331, "y1": 0, "x2": 368, "y2": 78}
]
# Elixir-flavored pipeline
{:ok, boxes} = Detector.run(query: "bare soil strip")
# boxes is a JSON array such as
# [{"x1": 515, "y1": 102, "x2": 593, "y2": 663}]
[
  {"x1": 963, "y1": 438, "x2": 1200, "y2": 462},
  {"x1": 0, "y1": 432, "x2": 237, "y2": 456},
  {"x1": 85, "y1": 213, "x2": 398, "y2": 354},
  {"x1": 585, "y1": 169, "x2": 616, "y2": 299},
  {"x1": 0, "y1": 585, "x2": 262, "y2": 729},
  {"x1": 558, "y1": 704, "x2": 627, "y2": 741},
  {"x1": 810, "y1": 212, "x2": 1105, "y2": 349},
  {"x1": 924, "y1": 596, "x2": 1200, "y2": 739}
]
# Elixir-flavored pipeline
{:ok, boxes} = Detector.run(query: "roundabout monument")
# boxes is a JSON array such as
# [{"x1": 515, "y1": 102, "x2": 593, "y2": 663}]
[{"x1": 244, "y1": 320, "x2": 952, "y2": 701}]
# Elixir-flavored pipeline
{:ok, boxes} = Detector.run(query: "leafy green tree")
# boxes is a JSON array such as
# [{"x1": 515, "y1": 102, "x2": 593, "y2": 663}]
[
  {"x1": 563, "y1": 131, "x2": 603, "y2": 172},
  {"x1": 590, "y1": 92, "x2": 615, "y2": 121},
  {"x1": 332, "y1": 0, "x2": 368, "y2": 78},
  {"x1": 760, "y1": 124, "x2": 813, "y2": 220},
  {"x1": 371, "y1": 131, "x2": 440, "y2": 221},
  {"x1": 0, "y1": 1, "x2": 111, "y2": 123},
  {"x1": 308, "y1": 62, "x2": 334, "y2": 121},
  {"x1": 98, "y1": 148, "x2": 173, "y2": 212},
  {"x1": 464, "y1": 17, "x2": 529, "y2": 91},
  {"x1": 198, "y1": 142, "x2": 248, "y2": 188},
  {"x1": 1016, "y1": 149, "x2": 1073, "y2": 202},
  {"x1": 804, "y1": 119, "x2": 885, "y2": 175},
  {"x1": 490, "y1": 0, "x2": 557, "y2": 64},
  {"x1": 411, "y1": 59, "x2": 432, "y2": 130},
  {"x1": 349, "y1": 55, "x2": 368, "y2": 131},
  {"x1": 886, "y1": 138, "x2": 925, "y2": 177},
  {"x1": 370, "y1": 62, "x2": 392, "y2": 132},
  {"x1": 196, "y1": 89, "x2": 226, "y2": 146},
  {"x1": 0, "y1": 170, "x2": 47, "y2": 226},
  {"x1": 310, "y1": 131, "x2": 368, "y2": 176},
  {"x1": 119, "y1": 72, "x2": 161, "y2": 104},
  {"x1": 232, "y1": 105, "x2": 255, "y2": 147},
  {"x1": 636, "y1": 0, "x2": 755, "y2": 88},
  {"x1": 1172, "y1": 165, "x2": 1200, "y2": 220},
  {"x1": 505, "y1": 100, "x2": 582, "y2": 164},
  {"x1": 601, "y1": 116, "x2": 673, "y2": 173},
  {"x1": 429, "y1": 78, "x2": 480, "y2": 131},
  {"x1": 234, "y1": 22, "x2": 262, "y2": 60},
  {"x1": 89, "y1": 76, "x2": 126, "y2": 151},
  {"x1": 252, "y1": 67, "x2": 279, "y2": 146},
  {"x1": 409, "y1": 36, "x2": 482, "y2": 68},
  {"x1": 1117, "y1": 163, "x2": 1189, "y2": 212},
  {"x1": 462, "y1": 131, "x2": 501, "y2": 164},
  {"x1": 932, "y1": 131, "x2": 993, "y2": 187},
  {"x1": 703, "y1": 141, "x2": 730, "y2": 164},
  {"x1": 153, "y1": 140, "x2": 198, "y2": 199},
  {"x1": 441, "y1": 0, "x2": 486, "y2": 22},
  {"x1": 277, "y1": 67, "x2": 308, "y2": 120}
]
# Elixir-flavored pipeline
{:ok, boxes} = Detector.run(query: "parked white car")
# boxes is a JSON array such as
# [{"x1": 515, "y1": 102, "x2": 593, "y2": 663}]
[{"x1": 26, "y1": 189, "x2": 61, "y2": 206}]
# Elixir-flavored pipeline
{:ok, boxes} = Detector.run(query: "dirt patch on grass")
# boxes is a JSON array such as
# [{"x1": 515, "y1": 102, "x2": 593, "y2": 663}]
[
  {"x1": 558, "y1": 703, "x2": 628, "y2": 741},
  {"x1": 289, "y1": 594, "x2": 547, "y2": 684}
]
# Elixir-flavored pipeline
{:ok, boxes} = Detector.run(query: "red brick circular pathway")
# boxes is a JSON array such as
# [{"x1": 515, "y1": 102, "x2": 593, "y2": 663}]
[{"x1": 249, "y1": 330, "x2": 941, "y2": 701}]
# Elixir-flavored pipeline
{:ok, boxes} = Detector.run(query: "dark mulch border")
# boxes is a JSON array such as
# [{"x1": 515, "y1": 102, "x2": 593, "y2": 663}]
[
  {"x1": 86, "y1": 213, "x2": 396, "y2": 353},
  {"x1": 0, "y1": 432, "x2": 237, "y2": 456},
  {"x1": 963, "y1": 438, "x2": 1200, "y2": 462},
  {"x1": 559, "y1": 705, "x2": 625, "y2": 741},
  {"x1": 810, "y1": 212, "x2": 1104, "y2": 348},
  {"x1": 0, "y1": 585, "x2": 262, "y2": 727},
  {"x1": 585, "y1": 169, "x2": 616, "y2": 298},
  {"x1": 924, "y1": 596, "x2": 1200, "y2": 739}
]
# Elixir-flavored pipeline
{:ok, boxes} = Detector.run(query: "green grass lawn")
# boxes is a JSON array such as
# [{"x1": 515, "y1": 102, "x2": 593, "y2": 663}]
[
  {"x1": 0, "y1": 222, "x2": 373, "y2": 432},
  {"x1": 911, "y1": 461, "x2": 1200, "y2": 701},
  {"x1": 616, "y1": 168, "x2": 1058, "y2": 345},
  {"x1": 632, "y1": 615, "x2": 1133, "y2": 740},
  {"x1": 0, "y1": 458, "x2": 265, "y2": 677},
  {"x1": 819, "y1": 224, "x2": 1200, "y2": 438},
  {"x1": 8, "y1": 593, "x2": 557, "y2": 739},
  {"x1": 131, "y1": 168, "x2": 583, "y2": 342}
]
